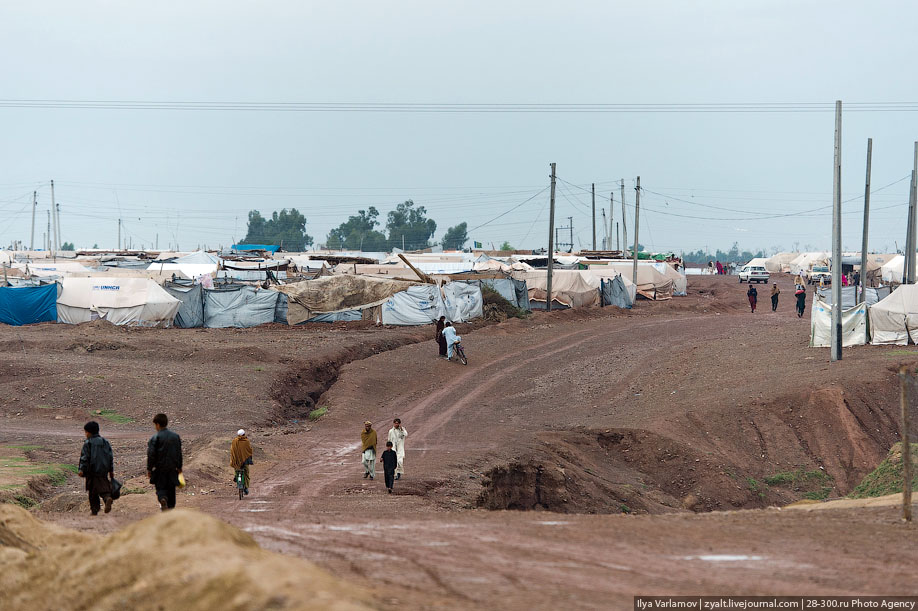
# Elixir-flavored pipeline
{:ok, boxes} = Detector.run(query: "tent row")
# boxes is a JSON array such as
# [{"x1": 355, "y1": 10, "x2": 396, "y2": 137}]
[{"x1": 810, "y1": 284, "x2": 918, "y2": 347}]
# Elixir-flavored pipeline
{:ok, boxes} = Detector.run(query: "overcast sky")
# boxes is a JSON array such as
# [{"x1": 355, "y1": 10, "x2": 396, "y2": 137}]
[{"x1": 2, "y1": 1, "x2": 917, "y2": 254}]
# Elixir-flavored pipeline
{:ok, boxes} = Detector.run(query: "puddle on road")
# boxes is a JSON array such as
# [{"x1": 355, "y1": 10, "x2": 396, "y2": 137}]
[{"x1": 535, "y1": 521, "x2": 570, "y2": 526}]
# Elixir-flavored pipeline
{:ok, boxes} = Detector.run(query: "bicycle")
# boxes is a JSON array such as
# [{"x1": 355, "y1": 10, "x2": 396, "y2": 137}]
[
  {"x1": 234, "y1": 468, "x2": 246, "y2": 500},
  {"x1": 451, "y1": 341, "x2": 468, "y2": 366}
]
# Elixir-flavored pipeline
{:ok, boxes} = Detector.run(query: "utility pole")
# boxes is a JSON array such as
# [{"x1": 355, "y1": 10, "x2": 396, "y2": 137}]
[
  {"x1": 830, "y1": 100, "x2": 842, "y2": 362},
  {"x1": 909, "y1": 141, "x2": 918, "y2": 284},
  {"x1": 46, "y1": 210, "x2": 51, "y2": 252},
  {"x1": 56, "y1": 203, "x2": 62, "y2": 250},
  {"x1": 156, "y1": 233, "x2": 159, "y2": 250},
  {"x1": 30, "y1": 191, "x2": 36, "y2": 251},
  {"x1": 609, "y1": 192, "x2": 614, "y2": 253},
  {"x1": 859, "y1": 138, "x2": 872, "y2": 302},
  {"x1": 632, "y1": 177, "x2": 641, "y2": 287},
  {"x1": 616, "y1": 222, "x2": 620, "y2": 252},
  {"x1": 897, "y1": 365, "x2": 913, "y2": 522},
  {"x1": 620, "y1": 180, "x2": 627, "y2": 256},
  {"x1": 118, "y1": 219, "x2": 122, "y2": 250},
  {"x1": 50, "y1": 180, "x2": 58, "y2": 252},
  {"x1": 547, "y1": 162, "x2": 557, "y2": 312},
  {"x1": 591, "y1": 183, "x2": 596, "y2": 251}
]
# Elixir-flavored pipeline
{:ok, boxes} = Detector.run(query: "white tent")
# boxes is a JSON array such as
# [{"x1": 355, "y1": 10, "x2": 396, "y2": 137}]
[
  {"x1": 789, "y1": 252, "x2": 830, "y2": 275},
  {"x1": 869, "y1": 284, "x2": 918, "y2": 345},
  {"x1": 764, "y1": 252, "x2": 799, "y2": 273},
  {"x1": 148, "y1": 250, "x2": 221, "y2": 279},
  {"x1": 18, "y1": 261, "x2": 94, "y2": 276},
  {"x1": 880, "y1": 255, "x2": 904, "y2": 284},
  {"x1": 583, "y1": 267, "x2": 638, "y2": 303},
  {"x1": 809, "y1": 298, "x2": 867, "y2": 347},
  {"x1": 57, "y1": 278, "x2": 180, "y2": 327},
  {"x1": 744, "y1": 257, "x2": 770, "y2": 269}
]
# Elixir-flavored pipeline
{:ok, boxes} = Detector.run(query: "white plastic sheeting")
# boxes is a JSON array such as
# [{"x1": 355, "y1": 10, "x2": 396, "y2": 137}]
[
  {"x1": 809, "y1": 298, "x2": 867, "y2": 347},
  {"x1": 381, "y1": 285, "x2": 444, "y2": 326},
  {"x1": 57, "y1": 278, "x2": 180, "y2": 327},
  {"x1": 869, "y1": 284, "x2": 918, "y2": 345},
  {"x1": 442, "y1": 282, "x2": 483, "y2": 322},
  {"x1": 880, "y1": 255, "x2": 904, "y2": 284}
]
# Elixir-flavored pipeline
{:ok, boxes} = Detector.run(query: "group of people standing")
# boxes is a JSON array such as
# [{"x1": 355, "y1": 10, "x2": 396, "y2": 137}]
[
  {"x1": 360, "y1": 418, "x2": 407, "y2": 494},
  {"x1": 745, "y1": 280, "x2": 807, "y2": 317}
]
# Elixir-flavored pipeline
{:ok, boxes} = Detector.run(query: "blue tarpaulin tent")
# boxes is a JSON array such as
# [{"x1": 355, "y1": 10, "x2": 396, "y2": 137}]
[
  {"x1": 232, "y1": 244, "x2": 280, "y2": 253},
  {"x1": 0, "y1": 284, "x2": 58, "y2": 326}
]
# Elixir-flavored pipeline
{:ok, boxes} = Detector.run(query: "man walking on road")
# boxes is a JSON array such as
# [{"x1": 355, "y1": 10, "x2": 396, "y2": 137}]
[
  {"x1": 147, "y1": 413, "x2": 183, "y2": 511},
  {"x1": 770, "y1": 283, "x2": 780, "y2": 312},
  {"x1": 78, "y1": 421, "x2": 114, "y2": 516},
  {"x1": 361, "y1": 421, "x2": 377, "y2": 480},
  {"x1": 747, "y1": 284, "x2": 758, "y2": 313},
  {"x1": 387, "y1": 418, "x2": 407, "y2": 480}
]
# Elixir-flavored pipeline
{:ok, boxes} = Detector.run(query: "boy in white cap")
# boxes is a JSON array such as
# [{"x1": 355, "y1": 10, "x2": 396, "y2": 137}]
[{"x1": 230, "y1": 429, "x2": 254, "y2": 495}]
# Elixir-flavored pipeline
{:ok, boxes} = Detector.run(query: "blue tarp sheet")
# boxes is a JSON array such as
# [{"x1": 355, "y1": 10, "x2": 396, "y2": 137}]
[
  {"x1": 0, "y1": 284, "x2": 58, "y2": 326},
  {"x1": 232, "y1": 244, "x2": 281, "y2": 253}
]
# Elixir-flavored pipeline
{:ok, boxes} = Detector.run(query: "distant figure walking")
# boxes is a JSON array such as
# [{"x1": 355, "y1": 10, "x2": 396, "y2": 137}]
[
  {"x1": 380, "y1": 441, "x2": 398, "y2": 494},
  {"x1": 361, "y1": 421, "x2": 377, "y2": 480},
  {"x1": 78, "y1": 420, "x2": 114, "y2": 516},
  {"x1": 747, "y1": 285, "x2": 758, "y2": 313},
  {"x1": 230, "y1": 429, "x2": 254, "y2": 496},
  {"x1": 147, "y1": 413, "x2": 183, "y2": 511},
  {"x1": 387, "y1": 418, "x2": 407, "y2": 480},
  {"x1": 716, "y1": 260, "x2": 724, "y2": 275},
  {"x1": 435, "y1": 316, "x2": 447, "y2": 359},
  {"x1": 795, "y1": 286, "x2": 807, "y2": 318},
  {"x1": 771, "y1": 283, "x2": 780, "y2": 312}
]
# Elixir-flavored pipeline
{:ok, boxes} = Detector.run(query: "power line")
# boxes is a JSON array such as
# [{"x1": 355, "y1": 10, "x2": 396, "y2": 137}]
[
  {"x1": 3, "y1": 99, "x2": 918, "y2": 113},
  {"x1": 466, "y1": 187, "x2": 549, "y2": 233}
]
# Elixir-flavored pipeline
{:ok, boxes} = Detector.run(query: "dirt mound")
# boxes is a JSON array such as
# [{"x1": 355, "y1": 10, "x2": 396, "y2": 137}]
[{"x1": 0, "y1": 505, "x2": 371, "y2": 610}]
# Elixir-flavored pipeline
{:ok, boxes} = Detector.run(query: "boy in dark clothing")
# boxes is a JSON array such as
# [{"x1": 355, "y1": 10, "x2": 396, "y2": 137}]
[
  {"x1": 78, "y1": 421, "x2": 114, "y2": 516},
  {"x1": 147, "y1": 413, "x2": 183, "y2": 511},
  {"x1": 380, "y1": 441, "x2": 398, "y2": 494}
]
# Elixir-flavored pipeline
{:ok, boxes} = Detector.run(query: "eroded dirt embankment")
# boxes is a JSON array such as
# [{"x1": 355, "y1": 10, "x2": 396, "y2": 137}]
[{"x1": 478, "y1": 374, "x2": 905, "y2": 514}]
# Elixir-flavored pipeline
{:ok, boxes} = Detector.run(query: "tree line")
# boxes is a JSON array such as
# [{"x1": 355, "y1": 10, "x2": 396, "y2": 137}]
[{"x1": 239, "y1": 201, "x2": 470, "y2": 252}]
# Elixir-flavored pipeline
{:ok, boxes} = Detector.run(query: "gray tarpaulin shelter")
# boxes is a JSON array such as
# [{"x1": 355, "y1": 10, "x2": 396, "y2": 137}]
[
  {"x1": 163, "y1": 281, "x2": 204, "y2": 328},
  {"x1": 460, "y1": 278, "x2": 530, "y2": 311},
  {"x1": 601, "y1": 276, "x2": 633, "y2": 309},
  {"x1": 203, "y1": 285, "x2": 283, "y2": 328},
  {"x1": 815, "y1": 285, "x2": 890, "y2": 308}
]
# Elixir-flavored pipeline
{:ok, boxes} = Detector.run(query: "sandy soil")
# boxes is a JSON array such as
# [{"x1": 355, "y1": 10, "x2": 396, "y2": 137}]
[{"x1": 3, "y1": 274, "x2": 918, "y2": 610}]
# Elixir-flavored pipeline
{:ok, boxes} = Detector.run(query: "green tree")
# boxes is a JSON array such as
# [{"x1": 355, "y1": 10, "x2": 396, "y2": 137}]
[
  {"x1": 441, "y1": 222, "x2": 469, "y2": 250},
  {"x1": 61, "y1": 242, "x2": 75, "y2": 251},
  {"x1": 326, "y1": 207, "x2": 388, "y2": 251},
  {"x1": 241, "y1": 209, "x2": 313, "y2": 251},
  {"x1": 386, "y1": 200, "x2": 436, "y2": 251},
  {"x1": 499, "y1": 241, "x2": 514, "y2": 251}
]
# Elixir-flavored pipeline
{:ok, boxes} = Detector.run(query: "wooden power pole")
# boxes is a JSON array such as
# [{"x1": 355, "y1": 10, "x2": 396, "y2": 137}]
[
  {"x1": 620, "y1": 180, "x2": 627, "y2": 255},
  {"x1": 830, "y1": 100, "x2": 842, "y2": 362},
  {"x1": 547, "y1": 163, "x2": 557, "y2": 312},
  {"x1": 859, "y1": 138, "x2": 872, "y2": 302},
  {"x1": 609, "y1": 192, "x2": 614, "y2": 252},
  {"x1": 898, "y1": 365, "x2": 913, "y2": 522},
  {"x1": 910, "y1": 142, "x2": 918, "y2": 284},
  {"x1": 30, "y1": 191, "x2": 36, "y2": 251}
]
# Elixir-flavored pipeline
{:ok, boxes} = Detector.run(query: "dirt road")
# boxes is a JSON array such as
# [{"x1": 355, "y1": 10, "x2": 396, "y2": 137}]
[{"x1": 6, "y1": 274, "x2": 918, "y2": 609}]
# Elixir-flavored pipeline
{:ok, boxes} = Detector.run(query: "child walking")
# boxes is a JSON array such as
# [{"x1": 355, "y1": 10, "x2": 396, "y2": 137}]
[{"x1": 380, "y1": 441, "x2": 398, "y2": 494}]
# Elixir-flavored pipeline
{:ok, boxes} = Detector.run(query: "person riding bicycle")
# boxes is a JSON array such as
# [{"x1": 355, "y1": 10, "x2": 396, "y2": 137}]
[
  {"x1": 230, "y1": 429, "x2": 254, "y2": 495},
  {"x1": 442, "y1": 322, "x2": 461, "y2": 360}
]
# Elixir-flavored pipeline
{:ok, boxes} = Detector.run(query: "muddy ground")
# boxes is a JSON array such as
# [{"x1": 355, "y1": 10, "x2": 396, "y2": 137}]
[{"x1": 2, "y1": 274, "x2": 918, "y2": 609}]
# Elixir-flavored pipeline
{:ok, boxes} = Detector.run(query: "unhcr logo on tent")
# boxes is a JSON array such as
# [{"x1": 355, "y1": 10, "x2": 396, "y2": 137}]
[{"x1": 92, "y1": 285, "x2": 121, "y2": 291}]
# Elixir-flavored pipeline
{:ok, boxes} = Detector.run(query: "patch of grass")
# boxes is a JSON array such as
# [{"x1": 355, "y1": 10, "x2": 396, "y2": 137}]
[
  {"x1": 0, "y1": 484, "x2": 24, "y2": 491},
  {"x1": 764, "y1": 469, "x2": 830, "y2": 487},
  {"x1": 746, "y1": 477, "x2": 763, "y2": 493},
  {"x1": 619, "y1": 504, "x2": 632, "y2": 514},
  {"x1": 255, "y1": 366, "x2": 264, "y2": 372},
  {"x1": 849, "y1": 443, "x2": 918, "y2": 499},
  {"x1": 4, "y1": 444, "x2": 42, "y2": 452},
  {"x1": 804, "y1": 487, "x2": 832, "y2": 501},
  {"x1": 308, "y1": 406, "x2": 328, "y2": 421},
  {"x1": 12, "y1": 495, "x2": 37, "y2": 509},
  {"x1": 98, "y1": 409, "x2": 134, "y2": 424},
  {"x1": 886, "y1": 350, "x2": 918, "y2": 356},
  {"x1": 121, "y1": 487, "x2": 146, "y2": 495},
  {"x1": 36, "y1": 404, "x2": 53, "y2": 409},
  {"x1": 30, "y1": 464, "x2": 77, "y2": 486}
]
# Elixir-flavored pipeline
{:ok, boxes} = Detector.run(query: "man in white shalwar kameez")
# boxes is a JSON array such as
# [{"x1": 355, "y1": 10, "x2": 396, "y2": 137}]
[
  {"x1": 442, "y1": 323, "x2": 461, "y2": 360},
  {"x1": 387, "y1": 418, "x2": 407, "y2": 480}
]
